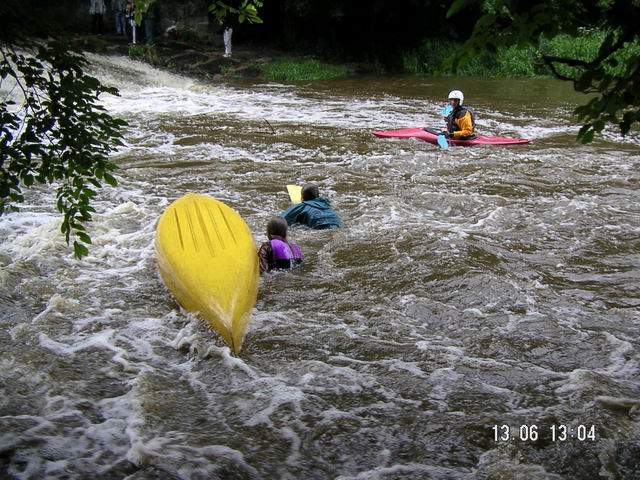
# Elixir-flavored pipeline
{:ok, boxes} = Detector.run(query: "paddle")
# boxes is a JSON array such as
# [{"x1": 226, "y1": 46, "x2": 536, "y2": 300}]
[
  {"x1": 286, "y1": 184, "x2": 302, "y2": 204},
  {"x1": 437, "y1": 134, "x2": 449, "y2": 149},
  {"x1": 437, "y1": 104, "x2": 453, "y2": 150}
]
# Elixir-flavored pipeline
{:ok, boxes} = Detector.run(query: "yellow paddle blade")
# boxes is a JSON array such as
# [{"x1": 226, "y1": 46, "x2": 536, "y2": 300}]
[
  {"x1": 155, "y1": 193, "x2": 259, "y2": 354},
  {"x1": 287, "y1": 184, "x2": 302, "y2": 204}
]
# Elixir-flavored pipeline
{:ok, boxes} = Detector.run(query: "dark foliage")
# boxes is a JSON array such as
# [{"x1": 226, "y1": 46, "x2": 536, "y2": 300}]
[{"x1": 242, "y1": 0, "x2": 477, "y2": 68}]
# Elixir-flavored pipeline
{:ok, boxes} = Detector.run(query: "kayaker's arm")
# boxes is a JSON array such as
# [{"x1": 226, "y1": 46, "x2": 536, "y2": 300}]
[
  {"x1": 257, "y1": 242, "x2": 272, "y2": 274},
  {"x1": 280, "y1": 204, "x2": 305, "y2": 226}
]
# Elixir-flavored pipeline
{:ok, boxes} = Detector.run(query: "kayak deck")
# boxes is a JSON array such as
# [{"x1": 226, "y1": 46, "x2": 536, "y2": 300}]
[{"x1": 372, "y1": 128, "x2": 530, "y2": 146}]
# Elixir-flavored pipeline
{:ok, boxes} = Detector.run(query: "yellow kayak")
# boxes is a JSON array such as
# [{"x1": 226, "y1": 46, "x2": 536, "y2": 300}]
[{"x1": 155, "y1": 194, "x2": 259, "y2": 354}]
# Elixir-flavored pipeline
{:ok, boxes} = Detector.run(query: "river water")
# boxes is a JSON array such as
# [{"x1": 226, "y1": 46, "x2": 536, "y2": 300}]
[{"x1": 1, "y1": 54, "x2": 639, "y2": 480}]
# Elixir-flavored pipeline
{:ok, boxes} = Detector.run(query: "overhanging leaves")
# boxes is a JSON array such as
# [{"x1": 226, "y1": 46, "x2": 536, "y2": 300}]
[
  {"x1": 208, "y1": 0, "x2": 264, "y2": 25},
  {"x1": 1, "y1": 39, "x2": 127, "y2": 258}
]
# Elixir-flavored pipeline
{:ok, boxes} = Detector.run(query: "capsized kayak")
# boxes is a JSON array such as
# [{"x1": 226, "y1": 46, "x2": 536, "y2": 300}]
[
  {"x1": 155, "y1": 193, "x2": 259, "y2": 354},
  {"x1": 372, "y1": 128, "x2": 530, "y2": 146}
]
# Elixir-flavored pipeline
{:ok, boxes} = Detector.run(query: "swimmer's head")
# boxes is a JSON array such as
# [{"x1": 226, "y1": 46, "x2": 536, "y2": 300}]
[
  {"x1": 267, "y1": 216, "x2": 288, "y2": 239},
  {"x1": 301, "y1": 183, "x2": 319, "y2": 201}
]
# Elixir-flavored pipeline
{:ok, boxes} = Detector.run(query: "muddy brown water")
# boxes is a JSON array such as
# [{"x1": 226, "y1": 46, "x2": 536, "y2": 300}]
[{"x1": 0, "y1": 54, "x2": 639, "y2": 480}]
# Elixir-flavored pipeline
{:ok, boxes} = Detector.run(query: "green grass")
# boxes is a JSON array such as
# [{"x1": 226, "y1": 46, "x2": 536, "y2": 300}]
[
  {"x1": 539, "y1": 32, "x2": 605, "y2": 78},
  {"x1": 494, "y1": 44, "x2": 538, "y2": 77},
  {"x1": 541, "y1": 32, "x2": 640, "y2": 78},
  {"x1": 403, "y1": 31, "x2": 637, "y2": 78},
  {"x1": 402, "y1": 38, "x2": 496, "y2": 76},
  {"x1": 262, "y1": 58, "x2": 350, "y2": 82},
  {"x1": 128, "y1": 44, "x2": 159, "y2": 65}
]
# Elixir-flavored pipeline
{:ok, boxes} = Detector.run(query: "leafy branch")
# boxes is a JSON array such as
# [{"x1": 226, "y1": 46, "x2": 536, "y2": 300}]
[
  {"x1": 209, "y1": 0, "x2": 264, "y2": 25},
  {"x1": 1, "y1": 39, "x2": 126, "y2": 258}
]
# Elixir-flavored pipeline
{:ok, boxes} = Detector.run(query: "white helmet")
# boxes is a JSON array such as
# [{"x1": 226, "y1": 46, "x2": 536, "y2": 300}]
[{"x1": 448, "y1": 90, "x2": 464, "y2": 104}]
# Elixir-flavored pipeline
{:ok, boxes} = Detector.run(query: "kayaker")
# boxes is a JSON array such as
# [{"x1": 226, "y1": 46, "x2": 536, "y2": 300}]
[
  {"x1": 258, "y1": 217, "x2": 303, "y2": 274},
  {"x1": 441, "y1": 90, "x2": 476, "y2": 140},
  {"x1": 280, "y1": 183, "x2": 342, "y2": 230}
]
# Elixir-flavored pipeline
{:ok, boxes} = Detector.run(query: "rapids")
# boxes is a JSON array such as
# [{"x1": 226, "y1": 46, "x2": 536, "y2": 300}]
[{"x1": 1, "y1": 53, "x2": 639, "y2": 480}]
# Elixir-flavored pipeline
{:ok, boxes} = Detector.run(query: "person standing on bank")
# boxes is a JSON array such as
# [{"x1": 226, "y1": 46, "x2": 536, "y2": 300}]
[
  {"x1": 217, "y1": 1, "x2": 241, "y2": 58},
  {"x1": 441, "y1": 90, "x2": 476, "y2": 140},
  {"x1": 124, "y1": 1, "x2": 135, "y2": 43},
  {"x1": 89, "y1": 0, "x2": 106, "y2": 35},
  {"x1": 114, "y1": 0, "x2": 125, "y2": 36},
  {"x1": 143, "y1": 2, "x2": 159, "y2": 44},
  {"x1": 222, "y1": 17, "x2": 234, "y2": 58}
]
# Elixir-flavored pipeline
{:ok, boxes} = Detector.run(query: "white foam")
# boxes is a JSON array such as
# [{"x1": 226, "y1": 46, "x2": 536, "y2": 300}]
[
  {"x1": 335, "y1": 462, "x2": 468, "y2": 480},
  {"x1": 85, "y1": 54, "x2": 549, "y2": 136},
  {"x1": 245, "y1": 383, "x2": 306, "y2": 427}
]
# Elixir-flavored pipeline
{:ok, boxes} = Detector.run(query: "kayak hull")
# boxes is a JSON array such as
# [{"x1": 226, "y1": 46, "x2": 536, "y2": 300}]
[
  {"x1": 372, "y1": 128, "x2": 530, "y2": 146},
  {"x1": 155, "y1": 194, "x2": 259, "y2": 354}
]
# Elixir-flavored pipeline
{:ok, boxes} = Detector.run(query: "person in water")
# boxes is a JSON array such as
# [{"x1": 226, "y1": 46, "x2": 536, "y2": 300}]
[
  {"x1": 280, "y1": 183, "x2": 342, "y2": 229},
  {"x1": 258, "y1": 217, "x2": 303, "y2": 274},
  {"x1": 441, "y1": 90, "x2": 476, "y2": 140}
]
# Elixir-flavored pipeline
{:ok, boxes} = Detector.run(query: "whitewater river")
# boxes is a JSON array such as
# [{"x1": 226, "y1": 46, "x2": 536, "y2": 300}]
[{"x1": 1, "y1": 54, "x2": 639, "y2": 480}]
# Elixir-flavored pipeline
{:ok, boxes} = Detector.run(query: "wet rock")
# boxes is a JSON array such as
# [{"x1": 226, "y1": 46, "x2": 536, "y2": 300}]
[
  {"x1": 197, "y1": 59, "x2": 222, "y2": 75},
  {"x1": 168, "y1": 50, "x2": 210, "y2": 69},
  {"x1": 234, "y1": 66, "x2": 262, "y2": 78}
]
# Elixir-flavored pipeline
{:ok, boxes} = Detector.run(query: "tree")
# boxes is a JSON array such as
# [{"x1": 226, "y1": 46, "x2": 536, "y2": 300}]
[
  {"x1": 208, "y1": 0, "x2": 264, "y2": 26},
  {"x1": 447, "y1": 0, "x2": 640, "y2": 142},
  {"x1": 1, "y1": 2, "x2": 127, "y2": 259}
]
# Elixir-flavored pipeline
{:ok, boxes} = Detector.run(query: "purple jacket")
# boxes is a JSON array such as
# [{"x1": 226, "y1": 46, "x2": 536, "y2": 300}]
[{"x1": 258, "y1": 236, "x2": 303, "y2": 274}]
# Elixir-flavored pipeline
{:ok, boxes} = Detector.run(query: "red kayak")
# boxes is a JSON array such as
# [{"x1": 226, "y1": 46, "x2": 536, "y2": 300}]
[{"x1": 372, "y1": 128, "x2": 530, "y2": 146}]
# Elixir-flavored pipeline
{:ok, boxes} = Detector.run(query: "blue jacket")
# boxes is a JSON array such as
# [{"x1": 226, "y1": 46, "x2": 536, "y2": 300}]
[{"x1": 280, "y1": 198, "x2": 341, "y2": 229}]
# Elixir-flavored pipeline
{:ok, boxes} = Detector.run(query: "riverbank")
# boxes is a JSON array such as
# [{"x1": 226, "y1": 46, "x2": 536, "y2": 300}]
[
  {"x1": 73, "y1": 31, "x2": 639, "y2": 83},
  {"x1": 403, "y1": 31, "x2": 640, "y2": 78},
  {"x1": 71, "y1": 34, "x2": 361, "y2": 82}
]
